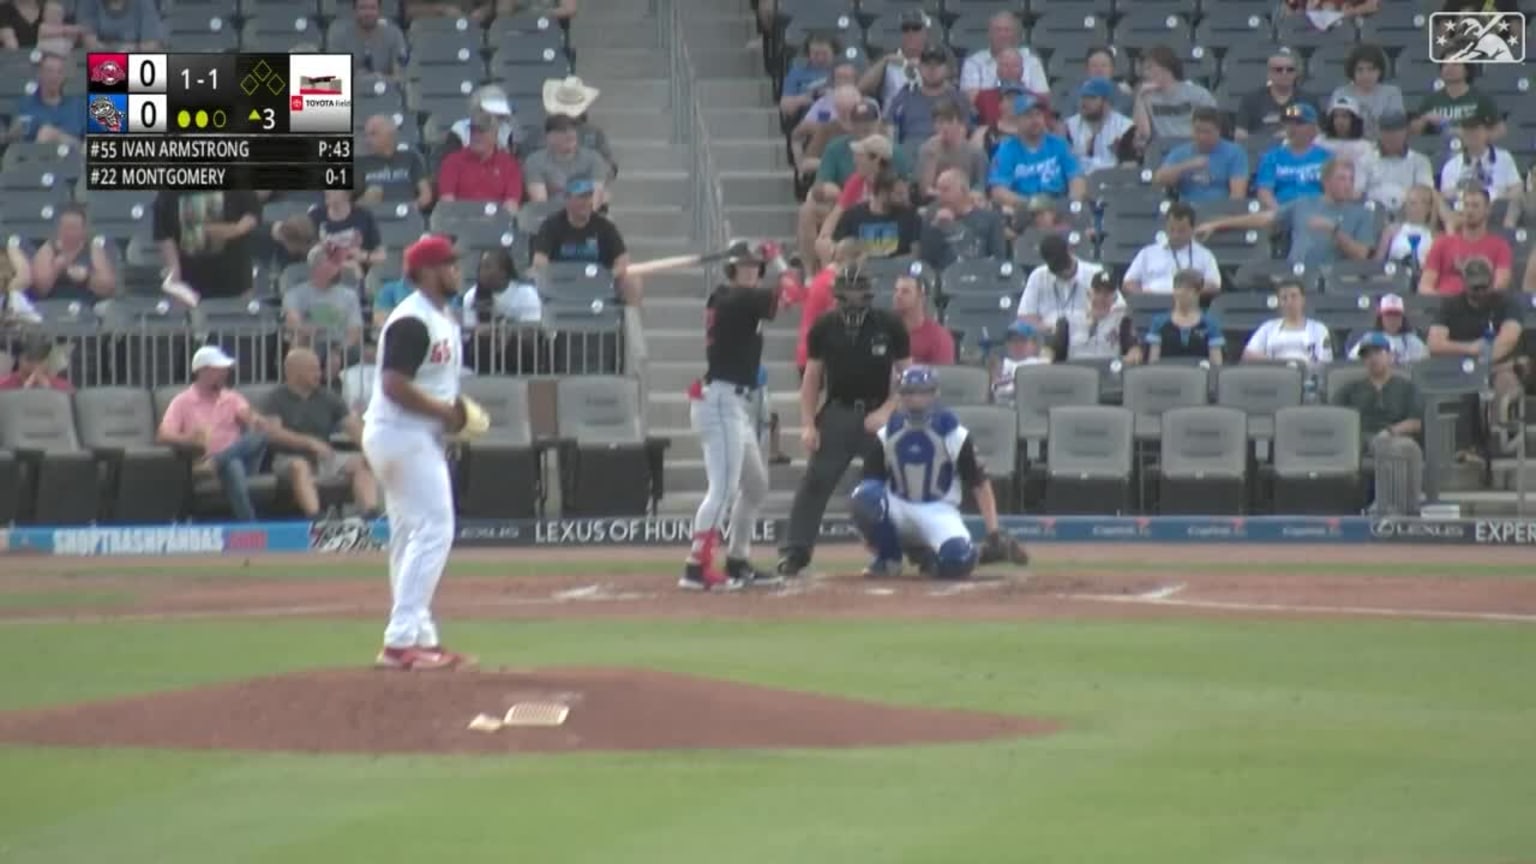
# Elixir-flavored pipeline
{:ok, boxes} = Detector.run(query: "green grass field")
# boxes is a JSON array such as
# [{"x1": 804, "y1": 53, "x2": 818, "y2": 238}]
[{"x1": 2, "y1": 569, "x2": 1535, "y2": 864}]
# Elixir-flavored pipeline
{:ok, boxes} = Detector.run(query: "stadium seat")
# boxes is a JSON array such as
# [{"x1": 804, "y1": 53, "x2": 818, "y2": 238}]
[
  {"x1": 488, "y1": 12, "x2": 564, "y2": 40},
  {"x1": 1272, "y1": 405, "x2": 1363, "y2": 515},
  {"x1": 1112, "y1": 10, "x2": 1194, "y2": 56},
  {"x1": 942, "y1": 299, "x2": 1016, "y2": 363},
  {"x1": 97, "y1": 297, "x2": 194, "y2": 389},
  {"x1": 933, "y1": 364, "x2": 991, "y2": 405},
  {"x1": 1215, "y1": 363, "x2": 1305, "y2": 453},
  {"x1": 1319, "y1": 260, "x2": 1412, "y2": 296},
  {"x1": 1029, "y1": 8, "x2": 1111, "y2": 57},
  {"x1": 546, "y1": 305, "x2": 623, "y2": 375},
  {"x1": 1357, "y1": 6, "x2": 1429, "y2": 51},
  {"x1": 1043, "y1": 405, "x2": 1134, "y2": 515},
  {"x1": 196, "y1": 299, "x2": 284, "y2": 386},
  {"x1": 0, "y1": 389, "x2": 101, "y2": 525},
  {"x1": 552, "y1": 376, "x2": 669, "y2": 516},
  {"x1": 1121, "y1": 363, "x2": 1209, "y2": 441},
  {"x1": 953, "y1": 405, "x2": 1021, "y2": 513},
  {"x1": 72, "y1": 387, "x2": 188, "y2": 523},
  {"x1": 1322, "y1": 361, "x2": 1369, "y2": 405},
  {"x1": 1272, "y1": 13, "x2": 1357, "y2": 50},
  {"x1": 1013, "y1": 363, "x2": 1100, "y2": 462},
  {"x1": 939, "y1": 257, "x2": 1027, "y2": 300},
  {"x1": 455, "y1": 376, "x2": 545, "y2": 518},
  {"x1": 430, "y1": 202, "x2": 516, "y2": 251},
  {"x1": 1012, "y1": 228, "x2": 1091, "y2": 269},
  {"x1": 1124, "y1": 292, "x2": 1173, "y2": 332},
  {"x1": 1155, "y1": 405, "x2": 1248, "y2": 515},
  {"x1": 544, "y1": 262, "x2": 617, "y2": 305},
  {"x1": 1233, "y1": 258, "x2": 1312, "y2": 293}
]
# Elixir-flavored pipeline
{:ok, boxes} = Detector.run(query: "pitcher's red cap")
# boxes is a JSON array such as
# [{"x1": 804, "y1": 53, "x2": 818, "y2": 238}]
[{"x1": 404, "y1": 235, "x2": 457, "y2": 275}]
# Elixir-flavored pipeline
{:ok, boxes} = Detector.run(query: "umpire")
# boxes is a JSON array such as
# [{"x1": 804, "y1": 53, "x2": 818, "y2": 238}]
[{"x1": 778, "y1": 264, "x2": 912, "y2": 577}]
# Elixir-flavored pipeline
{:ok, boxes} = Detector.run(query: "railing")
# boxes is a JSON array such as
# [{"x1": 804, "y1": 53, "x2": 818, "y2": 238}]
[{"x1": 661, "y1": 0, "x2": 729, "y2": 265}]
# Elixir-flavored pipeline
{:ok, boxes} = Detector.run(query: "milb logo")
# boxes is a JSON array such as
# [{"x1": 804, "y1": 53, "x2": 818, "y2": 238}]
[{"x1": 1429, "y1": 12, "x2": 1525, "y2": 63}]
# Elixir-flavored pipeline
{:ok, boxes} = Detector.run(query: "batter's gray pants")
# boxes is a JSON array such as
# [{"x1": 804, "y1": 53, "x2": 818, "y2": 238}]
[{"x1": 690, "y1": 380, "x2": 769, "y2": 560}]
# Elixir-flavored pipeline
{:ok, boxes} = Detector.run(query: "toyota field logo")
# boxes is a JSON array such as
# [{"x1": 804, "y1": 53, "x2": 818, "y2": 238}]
[{"x1": 90, "y1": 59, "x2": 125, "y2": 86}]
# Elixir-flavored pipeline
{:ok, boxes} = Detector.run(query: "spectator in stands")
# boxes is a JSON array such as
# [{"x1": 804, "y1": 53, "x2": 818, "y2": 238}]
[
  {"x1": 1199, "y1": 159, "x2": 1376, "y2": 271},
  {"x1": 1253, "y1": 103, "x2": 1331, "y2": 207},
  {"x1": 0, "y1": 336, "x2": 70, "y2": 391},
  {"x1": 1419, "y1": 186, "x2": 1512, "y2": 295},
  {"x1": 263, "y1": 348, "x2": 378, "y2": 520},
  {"x1": 1437, "y1": 111, "x2": 1521, "y2": 207},
  {"x1": 1064, "y1": 78, "x2": 1134, "y2": 177},
  {"x1": 799, "y1": 104, "x2": 904, "y2": 267},
  {"x1": 1057, "y1": 46, "x2": 1135, "y2": 118},
  {"x1": 302, "y1": 191, "x2": 385, "y2": 280},
  {"x1": 1242, "y1": 279, "x2": 1333, "y2": 367},
  {"x1": 0, "y1": 0, "x2": 83, "y2": 50},
  {"x1": 1145, "y1": 269, "x2": 1225, "y2": 365},
  {"x1": 1318, "y1": 94, "x2": 1375, "y2": 196},
  {"x1": 917, "y1": 103, "x2": 987, "y2": 200},
  {"x1": 828, "y1": 171, "x2": 921, "y2": 260},
  {"x1": 1346, "y1": 294, "x2": 1429, "y2": 364},
  {"x1": 1329, "y1": 44, "x2": 1403, "y2": 139},
  {"x1": 437, "y1": 109, "x2": 524, "y2": 213},
  {"x1": 1153, "y1": 107, "x2": 1249, "y2": 203},
  {"x1": 960, "y1": 11, "x2": 1048, "y2": 104},
  {"x1": 1412, "y1": 63, "x2": 1503, "y2": 139},
  {"x1": 1016, "y1": 233, "x2": 1120, "y2": 329},
  {"x1": 860, "y1": 10, "x2": 935, "y2": 108},
  {"x1": 357, "y1": 114, "x2": 433, "y2": 210},
  {"x1": 492, "y1": 0, "x2": 576, "y2": 20},
  {"x1": 1282, "y1": 0, "x2": 1379, "y2": 31},
  {"x1": 31, "y1": 0, "x2": 78, "y2": 55},
  {"x1": 1364, "y1": 112, "x2": 1435, "y2": 215},
  {"x1": 157, "y1": 345, "x2": 272, "y2": 523},
  {"x1": 814, "y1": 133, "x2": 906, "y2": 261},
  {"x1": 1427, "y1": 257, "x2": 1526, "y2": 452},
  {"x1": 780, "y1": 239, "x2": 863, "y2": 378},
  {"x1": 888, "y1": 46, "x2": 967, "y2": 148},
  {"x1": 1124, "y1": 203, "x2": 1221, "y2": 296},
  {"x1": 2, "y1": 239, "x2": 39, "y2": 323},
  {"x1": 525, "y1": 114, "x2": 611, "y2": 208},
  {"x1": 793, "y1": 83, "x2": 867, "y2": 182},
  {"x1": 919, "y1": 167, "x2": 1006, "y2": 271},
  {"x1": 1334, "y1": 333, "x2": 1426, "y2": 498},
  {"x1": 27, "y1": 205, "x2": 115, "y2": 304},
  {"x1": 153, "y1": 189, "x2": 262, "y2": 301},
  {"x1": 988, "y1": 94, "x2": 1087, "y2": 213},
  {"x1": 1131, "y1": 45, "x2": 1215, "y2": 143},
  {"x1": 1234, "y1": 48, "x2": 1319, "y2": 142},
  {"x1": 970, "y1": 50, "x2": 1025, "y2": 138},
  {"x1": 991, "y1": 320, "x2": 1048, "y2": 405},
  {"x1": 284, "y1": 245, "x2": 366, "y2": 371},
  {"x1": 1377, "y1": 184, "x2": 1440, "y2": 268},
  {"x1": 1048, "y1": 271, "x2": 1141, "y2": 364},
  {"x1": 797, "y1": 62, "x2": 863, "y2": 139},
  {"x1": 327, "y1": 0, "x2": 407, "y2": 79},
  {"x1": 780, "y1": 33, "x2": 840, "y2": 124},
  {"x1": 891, "y1": 273, "x2": 954, "y2": 365},
  {"x1": 542, "y1": 76, "x2": 616, "y2": 173},
  {"x1": 77, "y1": 0, "x2": 161, "y2": 50},
  {"x1": 462, "y1": 247, "x2": 542, "y2": 327},
  {"x1": 13, "y1": 52, "x2": 83, "y2": 145},
  {"x1": 339, "y1": 337, "x2": 376, "y2": 415},
  {"x1": 531, "y1": 176, "x2": 640, "y2": 305},
  {"x1": 447, "y1": 85, "x2": 517, "y2": 153}
]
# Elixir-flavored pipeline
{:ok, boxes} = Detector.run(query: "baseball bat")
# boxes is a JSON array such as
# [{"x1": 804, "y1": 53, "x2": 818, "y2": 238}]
[{"x1": 625, "y1": 242, "x2": 747, "y2": 278}]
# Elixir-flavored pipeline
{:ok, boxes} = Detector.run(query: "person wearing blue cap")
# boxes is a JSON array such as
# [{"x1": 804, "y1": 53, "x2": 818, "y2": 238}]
[
  {"x1": 530, "y1": 174, "x2": 641, "y2": 306},
  {"x1": 1252, "y1": 101, "x2": 1333, "y2": 207},
  {"x1": 1063, "y1": 77, "x2": 1134, "y2": 176},
  {"x1": 986, "y1": 92, "x2": 1086, "y2": 211},
  {"x1": 1332, "y1": 331, "x2": 1426, "y2": 515},
  {"x1": 990, "y1": 320, "x2": 1049, "y2": 405}
]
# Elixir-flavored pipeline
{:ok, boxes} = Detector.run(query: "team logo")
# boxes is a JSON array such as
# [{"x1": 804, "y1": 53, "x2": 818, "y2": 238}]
[
  {"x1": 90, "y1": 59, "x2": 125, "y2": 86},
  {"x1": 309, "y1": 516, "x2": 383, "y2": 552},
  {"x1": 88, "y1": 96, "x2": 124, "y2": 132},
  {"x1": 1429, "y1": 12, "x2": 1525, "y2": 64}
]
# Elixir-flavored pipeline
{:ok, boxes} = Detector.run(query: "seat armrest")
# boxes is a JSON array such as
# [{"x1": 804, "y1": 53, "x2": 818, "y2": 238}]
[
  {"x1": 90, "y1": 445, "x2": 128, "y2": 461},
  {"x1": 643, "y1": 436, "x2": 671, "y2": 510}
]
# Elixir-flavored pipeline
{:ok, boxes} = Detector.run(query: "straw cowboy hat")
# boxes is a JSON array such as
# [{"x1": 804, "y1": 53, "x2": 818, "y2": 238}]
[{"x1": 543, "y1": 76, "x2": 601, "y2": 117}]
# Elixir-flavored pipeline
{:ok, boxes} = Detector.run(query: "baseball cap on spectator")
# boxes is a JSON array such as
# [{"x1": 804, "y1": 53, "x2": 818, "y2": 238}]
[
  {"x1": 404, "y1": 234, "x2": 458, "y2": 276},
  {"x1": 1328, "y1": 93, "x2": 1363, "y2": 118},
  {"x1": 919, "y1": 46, "x2": 948, "y2": 65},
  {"x1": 1013, "y1": 92, "x2": 1046, "y2": 115},
  {"x1": 852, "y1": 133, "x2": 894, "y2": 160},
  {"x1": 471, "y1": 84, "x2": 513, "y2": 118},
  {"x1": 1006, "y1": 321, "x2": 1038, "y2": 341},
  {"x1": 898, "y1": 9, "x2": 928, "y2": 30},
  {"x1": 1378, "y1": 110, "x2": 1408, "y2": 131},
  {"x1": 566, "y1": 175, "x2": 597, "y2": 196},
  {"x1": 1283, "y1": 102, "x2": 1318, "y2": 125},
  {"x1": 1378, "y1": 293, "x2": 1406, "y2": 315},
  {"x1": 1356, "y1": 332, "x2": 1392, "y2": 355},
  {"x1": 1079, "y1": 77, "x2": 1116, "y2": 101},
  {"x1": 191, "y1": 345, "x2": 236, "y2": 372}
]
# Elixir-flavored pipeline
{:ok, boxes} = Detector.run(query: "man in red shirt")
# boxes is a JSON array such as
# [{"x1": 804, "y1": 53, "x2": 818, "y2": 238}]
[
  {"x1": 892, "y1": 271, "x2": 955, "y2": 365},
  {"x1": 0, "y1": 338, "x2": 72, "y2": 392},
  {"x1": 436, "y1": 111, "x2": 524, "y2": 212},
  {"x1": 1419, "y1": 186, "x2": 1511, "y2": 295}
]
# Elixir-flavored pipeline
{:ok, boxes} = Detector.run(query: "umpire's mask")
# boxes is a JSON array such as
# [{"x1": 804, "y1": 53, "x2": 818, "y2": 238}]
[{"x1": 835, "y1": 263, "x2": 874, "y2": 330}]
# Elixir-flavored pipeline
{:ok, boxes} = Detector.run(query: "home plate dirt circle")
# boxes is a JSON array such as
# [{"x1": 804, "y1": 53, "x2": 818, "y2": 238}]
[{"x1": 0, "y1": 667, "x2": 1058, "y2": 755}]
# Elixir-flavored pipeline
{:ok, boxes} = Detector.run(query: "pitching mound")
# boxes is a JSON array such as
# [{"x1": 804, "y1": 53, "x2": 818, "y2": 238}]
[{"x1": 0, "y1": 667, "x2": 1057, "y2": 754}]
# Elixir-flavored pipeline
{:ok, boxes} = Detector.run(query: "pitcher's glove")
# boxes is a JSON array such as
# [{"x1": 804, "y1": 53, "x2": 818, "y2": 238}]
[
  {"x1": 979, "y1": 530, "x2": 1030, "y2": 566},
  {"x1": 451, "y1": 396, "x2": 491, "y2": 441}
]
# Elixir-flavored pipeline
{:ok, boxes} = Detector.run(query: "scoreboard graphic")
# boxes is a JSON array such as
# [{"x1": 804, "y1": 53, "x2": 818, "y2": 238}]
[{"x1": 84, "y1": 52, "x2": 355, "y2": 191}]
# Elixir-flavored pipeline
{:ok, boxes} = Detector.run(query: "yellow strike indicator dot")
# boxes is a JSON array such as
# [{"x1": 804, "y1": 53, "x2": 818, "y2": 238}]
[
  {"x1": 195, "y1": 110, "x2": 208, "y2": 129},
  {"x1": 177, "y1": 109, "x2": 191, "y2": 129}
]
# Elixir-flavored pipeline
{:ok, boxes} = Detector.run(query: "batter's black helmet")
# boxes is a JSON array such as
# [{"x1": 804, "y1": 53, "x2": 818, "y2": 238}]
[{"x1": 723, "y1": 238, "x2": 765, "y2": 279}]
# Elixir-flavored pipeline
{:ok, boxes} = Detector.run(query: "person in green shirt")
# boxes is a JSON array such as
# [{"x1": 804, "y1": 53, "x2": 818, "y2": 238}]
[
  {"x1": 1410, "y1": 62, "x2": 1504, "y2": 139},
  {"x1": 1334, "y1": 332, "x2": 1426, "y2": 513}
]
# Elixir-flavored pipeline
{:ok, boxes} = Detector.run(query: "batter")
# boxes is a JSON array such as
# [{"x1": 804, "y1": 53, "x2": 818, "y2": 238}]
[
  {"x1": 364, "y1": 235, "x2": 474, "y2": 670},
  {"x1": 682, "y1": 241, "x2": 784, "y2": 591}
]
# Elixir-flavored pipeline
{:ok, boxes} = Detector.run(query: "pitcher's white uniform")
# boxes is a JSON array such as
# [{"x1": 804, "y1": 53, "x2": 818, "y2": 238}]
[{"x1": 363, "y1": 290, "x2": 462, "y2": 649}]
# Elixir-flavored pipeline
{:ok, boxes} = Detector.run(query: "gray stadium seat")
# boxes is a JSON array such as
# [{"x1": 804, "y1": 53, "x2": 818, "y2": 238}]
[
  {"x1": 1233, "y1": 259, "x2": 1313, "y2": 293},
  {"x1": 1156, "y1": 405, "x2": 1248, "y2": 514},
  {"x1": 952, "y1": 404, "x2": 1020, "y2": 513},
  {"x1": 1273, "y1": 13, "x2": 1357, "y2": 50},
  {"x1": 1357, "y1": 6, "x2": 1429, "y2": 51},
  {"x1": 195, "y1": 299, "x2": 284, "y2": 385},
  {"x1": 72, "y1": 387, "x2": 188, "y2": 522},
  {"x1": 1044, "y1": 405, "x2": 1134, "y2": 514},
  {"x1": 0, "y1": 389, "x2": 101, "y2": 524},
  {"x1": 1113, "y1": 10, "x2": 1194, "y2": 55},
  {"x1": 488, "y1": 11, "x2": 564, "y2": 39},
  {"x1": 1319, "y1": 260, "x2": 1412, "y2": 295},
  {"x1": 1192, "y1": 5, "x2": 1270, "y2": 50},
  {"x1": 1323, "y1": 361, "x2": 1369, "y2": 405},
  {"x1": 1124, "y1": 292, "x2": 1173, "y2": 331},
  {"x1": 942, "y1": 300, "x2": 1016, "y2": 363},
  {"x1": 1012, "y1": 228, "x2": 1091, "y2": 269},
  {"x1": 1272, "y1": 405, "x2": 1363, "y2": 514},
  {"x1": 553, "y1": 376, "x2": 669, "y2": 516},
  {"x1": 934, "y1": 364, "x2": 991, "y2": 405},
  {"x1": 455, "y1": 376, "x2": 545, "y2": 518},
  {"x1": 940, "y1": 257, "x2": 1027, "y2": 299},
  {"x1": 544, "y1": 262, "x2": 616, "y2": 305},
  {"x1": 545, "y1": 306, "x2": 623, "y2": 375},
  {"x1": 1029, "y1": 9, "x2": 1111, "y2": 58},
  {"x1": 1215, "y1": 362, "x2": 1304, "y2": 450},
  {"x1": 1121, "y1": 363, "x2": 1208, "y2": 441},
  {"x1": 1013, "y1": 363, "x2": 1100, "y2": 462},
  {"x1": 430, "y1": 202, "x2": 516, "y2": 251}
]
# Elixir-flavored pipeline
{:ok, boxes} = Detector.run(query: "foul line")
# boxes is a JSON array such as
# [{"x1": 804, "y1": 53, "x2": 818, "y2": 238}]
[{"x1": 1073, "y1": 588, "x2": 1536, "y2": 624}]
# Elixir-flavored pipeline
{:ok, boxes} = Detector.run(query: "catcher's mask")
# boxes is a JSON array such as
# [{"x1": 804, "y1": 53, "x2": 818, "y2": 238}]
[
  {"x1": 897, "y1": 365, "x2": 940, "y2": 422},
  {"x1": 722, "y1": 239, "x2": 765, "y2": 283}
]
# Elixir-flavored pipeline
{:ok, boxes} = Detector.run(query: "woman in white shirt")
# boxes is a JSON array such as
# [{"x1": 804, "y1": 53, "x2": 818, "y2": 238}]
[
  {"x1": 1242, "y1": 279, "x2": 1334, "y2": 368},
  {"x1": 1374, "y1": 184, "x2": 1439, "y2": 267},
  {"x1": 462, "y1": 248, "x2": 544, "y2": 329},
  {"x1": 1318, "y1": 95, "x2": 1374, "y2": 197}
]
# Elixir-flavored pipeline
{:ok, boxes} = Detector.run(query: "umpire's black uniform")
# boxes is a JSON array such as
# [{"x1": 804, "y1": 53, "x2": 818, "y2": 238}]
[{"x1": 779, "y1": 304, "x2": 911, "y2": 574}]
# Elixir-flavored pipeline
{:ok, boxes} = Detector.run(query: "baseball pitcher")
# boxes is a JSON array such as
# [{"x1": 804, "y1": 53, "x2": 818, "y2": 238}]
[
  {"x1": 851, "y1": 365, "x2": 1029, "y2": 579},
  {"x1": 363, "y1": 235, "x2": 485, "y2": 670},
  {"x1": 682, "y1": 240, "x2": 787, "y2": 590}
]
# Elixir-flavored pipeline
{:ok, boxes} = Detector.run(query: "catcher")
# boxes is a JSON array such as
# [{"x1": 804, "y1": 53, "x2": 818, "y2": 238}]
[
  {"x1": 850, "y1": 365, "x2": 1029, "y2": 580},
  {"x1": 362, "y1": 234, "x2": 490, "y2": 671}
]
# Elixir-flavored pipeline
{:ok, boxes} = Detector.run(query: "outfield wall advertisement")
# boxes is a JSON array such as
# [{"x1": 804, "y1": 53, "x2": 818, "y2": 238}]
[{"x1": 3, "y1": 516, "x2": 1535, "y2": 556}]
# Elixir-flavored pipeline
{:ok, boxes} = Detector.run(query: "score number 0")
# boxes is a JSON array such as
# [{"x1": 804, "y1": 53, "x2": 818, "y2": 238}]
[{"x1": 127, "y1": 54, "x2": 168, "y2": 134}]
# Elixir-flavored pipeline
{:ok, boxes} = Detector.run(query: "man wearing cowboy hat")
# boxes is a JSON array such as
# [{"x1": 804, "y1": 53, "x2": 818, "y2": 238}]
[
  {"x1": 525, "y1": 114, "x2": 612, "y2": 208},
  {"x1": 543, "y1": 75, "x2": 617, "y2": 177}
]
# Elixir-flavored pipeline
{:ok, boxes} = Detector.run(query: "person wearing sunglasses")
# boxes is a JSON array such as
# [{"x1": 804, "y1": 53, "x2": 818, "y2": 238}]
[{"x1": 1234, "y1": 48, "x2": 1321, "y2": 142}]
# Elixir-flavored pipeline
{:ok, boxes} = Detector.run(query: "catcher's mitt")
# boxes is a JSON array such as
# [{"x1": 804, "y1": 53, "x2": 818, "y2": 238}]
[
  {"x1": 978, "y1": 530, "x2": 1030, "y2": 566},
  {"x1": 452, "y1": 395, "x2": 491, "y2": 440}
]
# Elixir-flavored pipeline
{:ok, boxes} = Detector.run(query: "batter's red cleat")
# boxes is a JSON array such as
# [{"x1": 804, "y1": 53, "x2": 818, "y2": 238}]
[
  {"x1": 374, "y1": 646, "x2": 464, "y2": 670},
  {"x1": 678, "y1": 562, "x2": 743, "y2": 591}
]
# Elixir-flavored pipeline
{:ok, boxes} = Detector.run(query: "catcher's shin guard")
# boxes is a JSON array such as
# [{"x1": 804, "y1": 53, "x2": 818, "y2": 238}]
[
  {"x1": 850, "y1": 480, "x2": 901, "y2": 561},
  {"x1": 934, "y1": 537, "x2": 978, "y2": 580}
]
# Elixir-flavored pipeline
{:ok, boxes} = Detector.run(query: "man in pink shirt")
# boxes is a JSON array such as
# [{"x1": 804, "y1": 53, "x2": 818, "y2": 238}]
[
  {"x1": 156, "y1": 345, "x2": 273, "y2": 521},
  {"x1": 892, "y1": 271, "x2": 956, "y2": 364}
]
